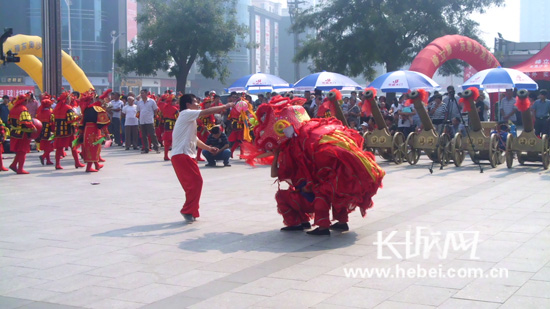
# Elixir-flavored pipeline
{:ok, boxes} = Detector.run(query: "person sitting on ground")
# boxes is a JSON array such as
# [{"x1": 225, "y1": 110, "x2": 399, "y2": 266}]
[
  {"x1": 449, "y1": 116, "x2": 467, "y2": 137},
  {"x1": 204, "y1": 126, "x2": 231, "y2": 167}
]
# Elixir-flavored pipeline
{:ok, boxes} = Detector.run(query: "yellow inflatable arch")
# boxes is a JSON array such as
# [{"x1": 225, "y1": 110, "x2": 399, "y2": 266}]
[{"x1": 0, "y1": 34, "x2": 93, "y2": 92}]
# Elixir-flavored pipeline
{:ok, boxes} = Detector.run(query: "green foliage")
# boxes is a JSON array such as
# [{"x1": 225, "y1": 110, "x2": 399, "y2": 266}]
[
  {"x1": 116, "y1": 0, "x2": 247, "y2": 92},
  {"x1": 292, "y1": 0, "x2": 504, "y2": 79}
]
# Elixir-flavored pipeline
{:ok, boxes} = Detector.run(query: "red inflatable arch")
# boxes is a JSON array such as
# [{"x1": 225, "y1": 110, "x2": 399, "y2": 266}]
[{"x1": 409, "y1": 35, "x2": 500, "y2": 77}]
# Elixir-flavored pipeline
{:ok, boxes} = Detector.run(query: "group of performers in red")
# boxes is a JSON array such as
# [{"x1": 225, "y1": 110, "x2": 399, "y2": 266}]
[
  {"x1": 1, "y1": 89, "x2": 111, "y2": 174},
  {"x1": 1, "y1": 88, "x2": 386, "y2": 237}
]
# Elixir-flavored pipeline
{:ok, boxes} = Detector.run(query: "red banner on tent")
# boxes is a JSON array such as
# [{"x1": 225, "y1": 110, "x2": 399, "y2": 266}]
[{"x1": 0, "y1": 86, "x2": 35, "y2": 98}]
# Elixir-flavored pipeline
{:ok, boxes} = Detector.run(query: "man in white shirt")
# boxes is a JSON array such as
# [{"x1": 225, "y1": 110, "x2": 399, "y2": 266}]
[
  {"x1": 171, "y1": 94, "x2": 234, "y2": 222},
  {"x1": 136, "y1": 89, "x2": 160, "y2": 153},
  {"x1": 122, "y1": 96, "x2": 139, "y2": 150},
  {"x1": 109, "y1": 92, "x2": 124, "y2": 146},
  {"x1": 500, "y1": 89, "x2": 517, "y2": 123}
]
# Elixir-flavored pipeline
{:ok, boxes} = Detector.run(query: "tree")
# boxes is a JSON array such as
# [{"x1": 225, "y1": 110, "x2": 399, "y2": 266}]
[
  {"x1": 116, "y1": 0, "x2": 247, "y2": 93},
  {"x1": 292, "y1": 0, "x2": 504, "y2": 79}
]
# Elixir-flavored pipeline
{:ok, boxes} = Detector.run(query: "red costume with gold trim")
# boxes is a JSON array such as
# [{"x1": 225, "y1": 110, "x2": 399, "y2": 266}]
[
  {"x1": 78, "y1": 91, "x2": 110, "y2": 172},
  {"x1": 228, "y1": 96, "x2": 256, "y2": 158},
  {"x1": 196, "y1": 96, "x2": 216, "y2": 160},
  {"x1": 8, "y1": 94, "x2": 36, "y2": 174},
  {"x1": 161, "y1": 100, "x2": 179, "y2": 161},
  {"x1": 53, "y1": 91, "x2": 85, "y2": 170},
  {"x1": 156, "y1": 93, "x2": 169, "y2": 147},
  {"x1": 242, "y1": 96, "x2": 385, "y2": 231},
  {"x1": 36, "y1": 93, "x2": 55, "y2": 165},
  {"x1": 0, "y1": 118, "x2": 9, "y2": 171}
]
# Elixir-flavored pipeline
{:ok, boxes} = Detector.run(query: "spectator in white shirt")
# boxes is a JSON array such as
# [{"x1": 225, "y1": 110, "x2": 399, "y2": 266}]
[
  {"x1": 500, "y1": 89, "x2": 517, "y2": 123},
  {"x1": 136, "y1": 89, "x2": 160, "y2": 153},
  {"x1": 122, "y1": 96, "x2": 139, "y2": 150},
  {"x1": 109, "y1": 92, "x2": 124, "y2": 146}
]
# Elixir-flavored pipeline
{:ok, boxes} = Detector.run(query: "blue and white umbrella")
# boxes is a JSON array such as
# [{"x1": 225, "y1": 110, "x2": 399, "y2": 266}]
[
  {"x1": 461, "y1": 67, "x2": 538, "y2": 92},
  {"x1": 293, "y1": 71, "x2": 362, "y2": 91},
  {"x1": 367, "y1": 70, "x2": 440, "y2": 92},
  {"x1": 227, "y1": 73, "x2": 292, "y2": 94}
]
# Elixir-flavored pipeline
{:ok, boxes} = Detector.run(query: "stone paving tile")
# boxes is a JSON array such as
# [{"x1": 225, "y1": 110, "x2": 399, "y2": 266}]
[
  {"x1": 437, "y1": 298, "x2": 500, "y2": 309},
  {"x1": 253, "y1": 289, "x2": 331, "y2": 308},
  {"x1": 322, "y1": 287, "x2": 395, "y2": 308},
  {"x1": 373, "y1": 301, "x2": 435, "y2": 309},
  {"x1": 43, "y1": 285, "x2": 127, "y2": 307},
  {"x1": 499, "y1": 295, "x2": 550, "y2": 309},
  {"x1": 514, "y1": 280, "x2": 550, "y2": 298},
  {"x1": 85, "y1": 298, "x2": 144, "y2": 309},
  {"x1": 0, "y1": 296, "x2": 34, "y2": 309},
  {"x1": 189, "y1": 292, "x2": 267, "y2": 309},
  {"x1": 112, "y1": 283, "x2": 187, "y2": 304},
  {"x1": 389, "y1": 285, "x2": 457, "y2": 306}
]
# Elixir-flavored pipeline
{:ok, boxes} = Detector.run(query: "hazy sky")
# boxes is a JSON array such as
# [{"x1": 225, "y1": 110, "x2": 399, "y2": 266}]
[
  {"x1": 473, "y1": 0, "x2": 520, "y2": 48},
  {"x1": 274, "y1": 0, "x2": 520, "y2": 49}
]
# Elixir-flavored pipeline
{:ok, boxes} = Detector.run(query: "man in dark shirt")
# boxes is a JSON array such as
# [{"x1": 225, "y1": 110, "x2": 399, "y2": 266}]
[{"x1": 204, "y1": 125, "x2": 231, "y2": 167}]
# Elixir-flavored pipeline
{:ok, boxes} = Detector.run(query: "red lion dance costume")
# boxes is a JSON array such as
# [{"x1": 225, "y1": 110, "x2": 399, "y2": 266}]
[
  {"x1": 76, "y1": 90, "x2": 111, "y2": 172},
  {"x1": 242, "y1": 95, "x2": 385, "y2": 235},
  {"x1": 36, "y1": 93, "x2": 55, "y2": 165},
  {"x1": 53, "y1": 91, "x2": 85, "y2": 170},
  {"x1": 8, "y1": 94, "x2": 37, "y2": 174}
]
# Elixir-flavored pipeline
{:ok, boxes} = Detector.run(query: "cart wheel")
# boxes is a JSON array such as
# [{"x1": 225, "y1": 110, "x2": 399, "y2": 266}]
[
  {"x1": 436, "y1": 133, "x2": 451, "y2": 166},
  {"x1": 392, "y1": 132, "x2": 405, "y2": 164},
  {"x1": 505, "y1": 133, "x2": 514, "y2": 169},
  {"x1": 542, "y1": 134, "x2": 550, "y2": 170},
  {"x1": 405, "y1": 131, "x2": 420, "y2": 165},
  {"x1": 362, "y1": 131, "x2": 375, "y2": 154},
  {"x1": 451, "y1": 133, "x2": 465, "y2": 167},
  {"x1": 489, "y1": 133, "x2": 501, "y2": 168}
]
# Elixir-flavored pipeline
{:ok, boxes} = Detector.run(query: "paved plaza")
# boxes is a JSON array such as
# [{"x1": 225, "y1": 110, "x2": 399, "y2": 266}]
[{"x1": 1, "y1": 147, "x2": 550, "y2": 309}]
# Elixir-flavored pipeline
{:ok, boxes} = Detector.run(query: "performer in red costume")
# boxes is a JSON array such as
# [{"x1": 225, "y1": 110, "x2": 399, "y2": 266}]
[
  {"x1": 76, "y1": 90, "x2": 111, "y2": 172},
  {"x1": 196, "y1": 96, "x2": 216, "y2": 161},
  {"x1": 227, "y1": 96, "x2": 255, "y2": 158},
  {"x1": 36, "y1": 93, "x2": 55, "y2": 165},
  {"x1": 8, "y1": 94, "x2": 36, "y2": 174},
  {"x1": 161, "y1": 96, "x2": 179, "y2": 161},
  {"x1": 243, "y1": 95, "x2": 385, "y2": 235},
  {"x1": 0, "y1": 118, "x2": 9, "y2": 171},
  {"x1": 155, "y1": 93, "x2": 169, "y2": 147},
  {"x1": 53, "y1": 91, "x2": 85, "y2": 170}
]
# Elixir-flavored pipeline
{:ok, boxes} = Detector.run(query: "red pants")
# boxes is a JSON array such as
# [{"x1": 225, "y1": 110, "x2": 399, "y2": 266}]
[
  {"x1": 171, "y1": 154, "x2": 202, "y2": 217},
  {"x1": 276, "y1": 190, "x2": 313, "y2": 227}
]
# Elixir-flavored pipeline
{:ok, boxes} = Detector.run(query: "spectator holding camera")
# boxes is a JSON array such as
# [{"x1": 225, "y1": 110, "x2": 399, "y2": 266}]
[{"x1": 204, "y1": 125, "x2": 231, "y2": 167}]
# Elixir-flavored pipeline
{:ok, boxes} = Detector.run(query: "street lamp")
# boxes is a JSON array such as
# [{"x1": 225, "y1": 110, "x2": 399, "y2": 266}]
[
  {"x1": 111, "y1": 30, "x2": 124, "y2": 91},
  {"x1": 63, "y1": 0, "x2": 72, "y2": 91}
]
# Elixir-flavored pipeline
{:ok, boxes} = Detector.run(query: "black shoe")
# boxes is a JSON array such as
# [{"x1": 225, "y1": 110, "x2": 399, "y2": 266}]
[
  {"x1": 125, "y1": 148, "x2": 130, "y2": 150},
  {"x1": 133, "y1": 147, "x2": 139, "y2": 150},
  {"x1": 280, "y1": 225, "x2": 304, "y2": 231},
  {"x1": 329, "y1": 222, "x2": 349, "y2": 231},
  {"x1": 306, "y1": 228, "x2": 330, "y2": 236},
  {"x1": 224, "y1": 163, "x2": 231, "y2": 167},
  {"x1": 39, "y1": 156, "x2": 45, "y2": 166},
  {"x1": 205, "y1": 163, "x2": 216, "y2": 167},
  {"x1": 181, "y1": 213, "x2": 195, "y2": 222},
  {"x1": 141, "y1": 150, "x2": 149, "y2": 154},
  {"x1": 301, "y1": 222, "x2": 312, "y2": 229}
]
